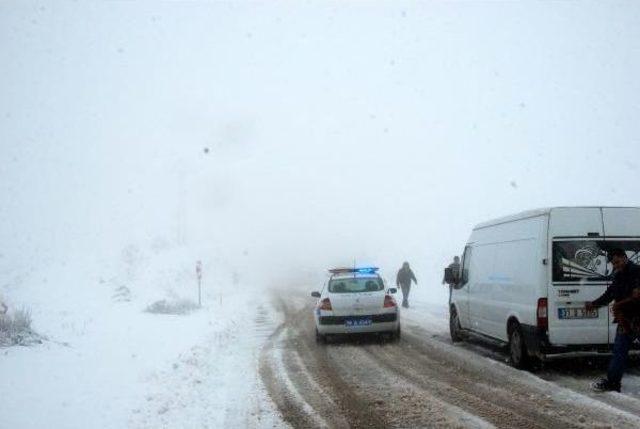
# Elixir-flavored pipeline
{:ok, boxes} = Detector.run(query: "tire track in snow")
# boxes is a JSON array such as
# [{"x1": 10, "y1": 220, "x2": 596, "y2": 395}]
[
  {"x1": 264, "y1": 294, "x2": 640, "y2": 428},
  {"x1": 322, "y1": 341, "x2": 496, "y2": 428},
  {"x1": 260, "y1": 322, "x2": 341, "y2": 428},
  {"x1": 259, "y1": 298, "x2": 390, "y2": 428},
  {"x1": 363, "y1": 336, "x2": 574, "y2": 429},
  {"x1": 402, "y1": 305, "x2": 640, "y2": 421},
  {"x1": 263, "y1": 297, "x2": 497, "y2": 427}
]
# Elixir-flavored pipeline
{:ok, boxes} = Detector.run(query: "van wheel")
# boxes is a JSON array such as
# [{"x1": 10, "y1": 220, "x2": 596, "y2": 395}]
[
  {"x1": 508, "y1": 322, "x2": 529, "y2": 369},
  {"x1": 449, "y1": 307, "x2": 463, "y2": 342},
  {"x1": 315, "y1": 329, "x2": 326, "y2": 345}
]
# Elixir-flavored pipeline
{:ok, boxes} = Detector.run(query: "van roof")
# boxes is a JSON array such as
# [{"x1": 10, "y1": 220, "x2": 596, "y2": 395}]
[{"x1": 473, "y1": 206, "x2": 640, "y2": 230}]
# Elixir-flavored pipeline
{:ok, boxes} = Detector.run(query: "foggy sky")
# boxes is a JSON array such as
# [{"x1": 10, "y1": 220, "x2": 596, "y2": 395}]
[{"x1": 2, "y1": 1, "x2": 640, "y2": 291}]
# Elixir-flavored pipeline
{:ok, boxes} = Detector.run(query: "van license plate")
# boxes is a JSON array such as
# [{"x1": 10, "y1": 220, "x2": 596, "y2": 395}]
[
  {"x1": 558, "y1": 307, "x2": 598, "y2": 319},
  {"x1": 345, "y1": 317, "x2": 372, "y2": 327}
]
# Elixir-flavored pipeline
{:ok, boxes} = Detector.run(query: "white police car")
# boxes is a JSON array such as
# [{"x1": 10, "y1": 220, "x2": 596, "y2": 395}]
[{"x1": 311, "y1": 267, "x2": 401, "y2": 343}]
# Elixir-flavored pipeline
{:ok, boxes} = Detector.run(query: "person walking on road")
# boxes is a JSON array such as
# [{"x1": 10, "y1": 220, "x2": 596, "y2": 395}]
[
  {"x1": 586, "y1": 248, "x2": 640, "y2": 392},
  {"x1": 396, "y1": 262, "x2": 417, "y2": 308}
]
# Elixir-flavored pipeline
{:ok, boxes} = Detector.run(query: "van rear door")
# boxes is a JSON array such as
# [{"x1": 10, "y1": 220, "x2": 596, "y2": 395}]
[
  {"x1": 548, "y1": 208, "x2": 608, "y2": 345},
  {"x1": 549, "y1": 238, "x2": 610, "y2": 345}
]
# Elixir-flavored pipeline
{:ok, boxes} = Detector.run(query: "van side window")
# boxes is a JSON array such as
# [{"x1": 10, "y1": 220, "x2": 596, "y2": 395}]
[{"x1": 461, "y1": 246, "x2": 472, "y2": 286}]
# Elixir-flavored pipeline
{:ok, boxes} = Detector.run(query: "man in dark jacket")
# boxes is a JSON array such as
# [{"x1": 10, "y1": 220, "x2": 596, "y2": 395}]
[
  {"x1": 442, "y1": 256, "x2": 461, "y2": 285},
  {"x1": 586, "y1": 248, "x2": 640, "y2": 392},
  {"x1": 396, "y1": 262, "x2": 417, "y2": 308},
  {"x1": 442, "y1": 256, "x2": 461, "y2": 302}
]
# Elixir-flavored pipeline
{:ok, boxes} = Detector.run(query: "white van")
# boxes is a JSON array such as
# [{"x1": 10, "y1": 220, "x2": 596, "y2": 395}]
[{"x1": 447, "y1": 207, "x2": 640, "y2": 368}]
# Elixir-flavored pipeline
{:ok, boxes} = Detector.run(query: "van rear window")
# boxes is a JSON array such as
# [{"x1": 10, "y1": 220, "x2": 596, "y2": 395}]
[{"x1": 552, "y1": 240, "x2": 640, "y2": 282}]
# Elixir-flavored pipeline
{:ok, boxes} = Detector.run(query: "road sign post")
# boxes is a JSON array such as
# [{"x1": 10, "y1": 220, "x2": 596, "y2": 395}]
[{"x1": 196, "y1": 260, "x2": 202, "y2": 307}]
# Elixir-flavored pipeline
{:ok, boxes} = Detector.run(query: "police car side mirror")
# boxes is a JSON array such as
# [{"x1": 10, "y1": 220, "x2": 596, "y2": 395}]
[
  {"x1": 387, "y1": 288, "x2": 397, "y2": 294},
  {"x1": 311, "y1": 291, "x2": 321, "y2": 298}
]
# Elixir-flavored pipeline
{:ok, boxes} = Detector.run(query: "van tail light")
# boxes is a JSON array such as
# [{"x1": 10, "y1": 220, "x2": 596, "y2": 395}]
[
  {"x1": 384, "y1": 295, "x2": 397, "y2": 308},
  {"x1": 318, "y1": 298, "x2": 332, "y2": 311},
  {"x1": 537, "y1": 298, "x2": 548, "y2": 330}
]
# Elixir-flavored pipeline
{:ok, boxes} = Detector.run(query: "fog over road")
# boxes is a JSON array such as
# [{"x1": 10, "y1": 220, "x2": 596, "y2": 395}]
[
  {"x1": 4, "y1": 3, "x2": 640, "y2": 429},
  {"x1": 259, "y1": 293, "x2": 640, "y2": 429}
]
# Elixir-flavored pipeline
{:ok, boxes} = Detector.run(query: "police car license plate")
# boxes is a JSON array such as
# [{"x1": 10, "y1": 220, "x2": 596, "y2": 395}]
[
  {"x1": 558, "y1": 307, "x2": 598, "y2": 319},
  {"x1": 345, "y1": 317, "x2": 372, "y2": 327}
]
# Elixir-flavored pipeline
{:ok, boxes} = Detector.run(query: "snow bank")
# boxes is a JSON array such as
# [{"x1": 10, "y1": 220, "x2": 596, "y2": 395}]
[{"x1": 0, "y1": 240, "x2": 281, "y2": 428}]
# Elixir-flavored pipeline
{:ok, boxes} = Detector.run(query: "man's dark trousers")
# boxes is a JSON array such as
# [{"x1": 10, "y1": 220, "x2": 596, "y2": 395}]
[
  {"x1": 400, "y1": 283, "x2": 411, "y2": 307},
  {"x1": 608, "y1": 327, "x2": 639, "y2": 386}
]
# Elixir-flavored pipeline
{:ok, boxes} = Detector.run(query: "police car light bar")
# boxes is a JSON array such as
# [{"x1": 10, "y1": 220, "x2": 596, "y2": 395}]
[{"x1": 329, "y1": 267, "x2": 379, "y2": 274}]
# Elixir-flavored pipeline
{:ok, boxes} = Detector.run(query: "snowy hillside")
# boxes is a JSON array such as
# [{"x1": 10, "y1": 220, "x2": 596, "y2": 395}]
[{"x1": 0, "y1": 242, "x2": 284, "y2": 428}]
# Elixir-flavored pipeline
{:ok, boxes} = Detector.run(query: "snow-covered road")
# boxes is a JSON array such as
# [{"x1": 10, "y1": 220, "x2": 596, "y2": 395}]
[
  {"x1": 260, "y1": 294, "x2": 640, "y2": 428},
  {"x1": 3, "y1": 280, "x2": 640, "y2": 428}
]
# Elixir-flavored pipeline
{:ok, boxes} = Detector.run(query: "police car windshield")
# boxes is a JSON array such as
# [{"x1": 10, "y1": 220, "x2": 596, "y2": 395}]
[{"x1": 328, "y1": 277, "x2": 384, "y2": 293}]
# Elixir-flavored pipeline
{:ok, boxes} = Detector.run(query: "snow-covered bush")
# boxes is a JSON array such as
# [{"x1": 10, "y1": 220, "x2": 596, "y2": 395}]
[
  {"x1": 0, "y1": 307, "x2": 41, "y2": 346},
  {"x1": 145, "y1": 299, "x2": 198, "y2": 315},
  {"x1": 112, "y1": 285, "x2": 132, "y2": 302}
]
